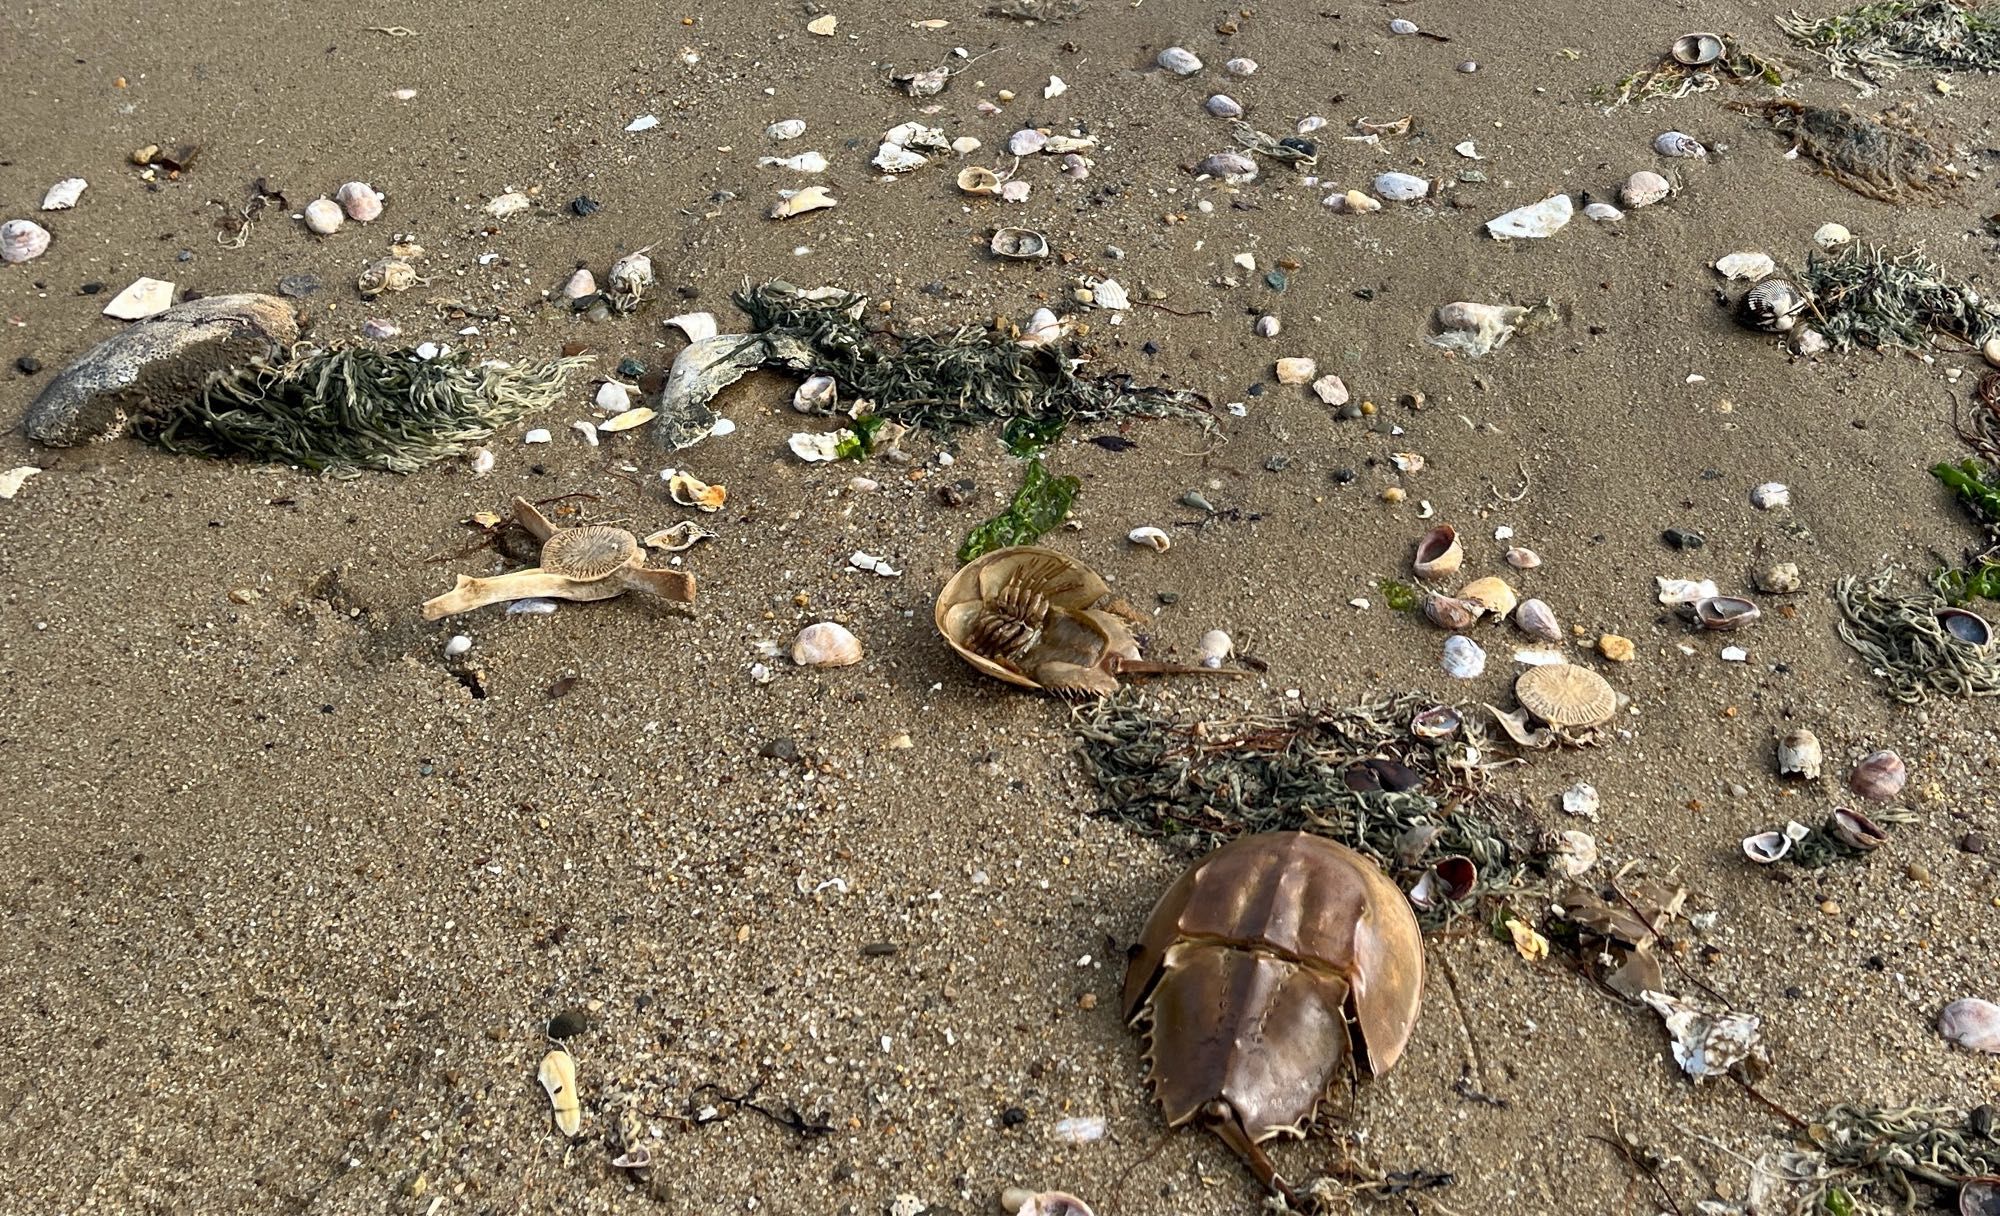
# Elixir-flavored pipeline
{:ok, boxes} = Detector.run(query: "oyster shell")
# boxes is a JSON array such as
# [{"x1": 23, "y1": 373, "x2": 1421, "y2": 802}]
[{"x1": 667, "y1": 470, "x2": 727, "y2": 512}]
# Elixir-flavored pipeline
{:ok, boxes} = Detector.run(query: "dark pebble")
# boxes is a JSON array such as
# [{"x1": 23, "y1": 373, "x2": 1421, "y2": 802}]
[
  {"x1": 1337, "y1": 404, "x2": 1363, "y2": 421},
  {"x1": 80, "y1": 281, "x2": 104, "y2": 295},
  {"x1": 1961, "y1": 832, "x2": 1989, "y2": 855},
  {"x1": 1156, "y1": 591, "x2": 1180, "y2": 606},
  {"x1": 1264, "y1": 454, "x2": 1290, "y2": 472},
  {"x1": 760, "y1": 737, "x2": 800, "y2": 762},
  {"x1": 277, "y1": 274, "x2": 321, "y2": 299},
  {"x1": 1264, "y1": 270, "x2": 1288, "y2": 292},
  {"x1": 1141, "y1": 340, "x2": 1159, "y2": 356},
  {"x1": 547, "y1": 1008, "x2": 593, "y2": 1039},
  {"x1": 1332, "y1": 467, "x2": 1357, "y2": 484},
  {"x1": 616, "y1": 356, "x2": 647, "y2": 378},
  {"x1": 1001, "y1": 1107, "x2": 1028, "y2": 1128},
  {"x1": 15, "y1": 356, "x2": 42, "y2": 375},
  {"x1": 859, "y1": 942, "x2": 898, "y2": 957},
  {"x1": 1663, "y1": 528, "x2": 1705, "y2": 551},
  {"x1": 176, "y1": 250, "x2": 194, "y2": 263},
  {"x1": 569, "y1": 195, "x2": 602, "y2": 217},
  {"x1": 1247, "y1": 383, "x2": 1265, "y2": 397},
  {"x1": 937, "y1": 478, "x2": 976, "y2": 507}
]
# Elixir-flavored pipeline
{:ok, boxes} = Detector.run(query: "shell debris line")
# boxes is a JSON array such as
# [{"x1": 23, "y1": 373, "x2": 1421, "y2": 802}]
[{"x1": 6, "y1": 8, "x2": 2000, "y2": 1216}]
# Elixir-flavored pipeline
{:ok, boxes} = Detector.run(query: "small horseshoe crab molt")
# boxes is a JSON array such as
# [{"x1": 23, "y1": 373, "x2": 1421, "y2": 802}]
[
  {"x1": 934, "y1": 545, "x2": 1237, "y2": 696},
  {"x1": 1123, "y1": 832, "x2": 1425, "y2": 1203}
]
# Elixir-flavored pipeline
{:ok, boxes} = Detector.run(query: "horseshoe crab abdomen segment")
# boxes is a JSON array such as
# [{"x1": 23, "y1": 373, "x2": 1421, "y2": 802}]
[{"x1": 1140, "y1": 941, "x2": 1352, "y2": 1139}]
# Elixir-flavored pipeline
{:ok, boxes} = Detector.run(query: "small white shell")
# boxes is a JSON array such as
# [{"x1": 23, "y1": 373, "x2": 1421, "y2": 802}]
[
  {"x1": 872, "y1": 143, "x2": 929, "y2": 173},
  {"x1": 523, "y1": 428, "x2": 553, "y2": 444},
  {"x1": 485, "y1": 191, "x2": 532, "y2": 219},
  {"x1": 1741, "y1": 830, "x2": 1792, "y2": 864},
  {"x1": 1389, "y1": 17, "x2": 1419, "y2": 34},
  {"x1": 444, "y1": 634, "x2": 473, "y2": 657},
  {"x1": 1007, "y1": 129, "x2": 1048, "y2": 156},
  {"x1": 793, "y1": 622, "x2": 863, "y2": 668},
  {"x1": 101, "y1": 277, "x2": 175, "y2": 320},
  {"x1": 767, "y1": 118, "x2": 807, "y2": 141},
  {"x1": 1813, "y1": 222, "x2": 1852, "y2": 250},
  {"x1": 1373, "y1": 172, "x2": 1430, "y2": 201},
  {"x1": 1583, "y1": 202, "x2": 1624, "y2": 221},
  {"x1": 303, "y1": 198, "x2": 344, "y2": 235},
  {"x1": 1750, "y1": 482, "x2": 1791, "y2": 509},
  {"x1": 1127, "y1": 526, "x2": 1172, "y2": 552},
  {"x1": 794, "y1": 375, "x2": 838, "y2": 412},
  {"x1": 40, "y1": 178, "x2": 87, "y2": 211},
  {"x1": 1505, "y1": 546, "x2": 1542, "y2": 570},
  {"x1": 1254, "y1": 315, "x2": 1281, "y2": 339},
  {"x1": 572, "y1": 420, "x2": 599, "y2": 447},
  {"x1": 0, "y1": 219, "x2": 51, "y2": 263},
  {"x1": 1551, "y1": 830, "x2": 1598, "y2": 878},
  {"x1": 1938, "y1": 998, "x2": 2000, "y2": 1054},
  {"x1": 1089, "y1": 279, "x2": 1129, "y2": 311},
  {"x1": 1223, "y1": 57, "x2": 1258, "y2": 76},
  {"x1": 1620, "y1": 171, "x2": 1671, "y2": 209},
  {"x1": 1441, "y1": 635, "x2": 1486, "y2": 679},
  {"x1": 336, "y1": 181, "x2": 383, "y2": 222},
  {"x1": 1198, "y1": 629, "x2": 1232, "y2": 668},
  {"x1": 469, "y1": 446, "x2": 495, "y2": 475},
  {"x1": 1777, "y1": 727, "x2": 1823, "y2": 780},
  {"x1": 1157, "y1": 47, "x2": 1203, "y2": 75},
  {"x1": 562, "y1": 268, "x2": 598, "y2": 301},
  {"x1": 1654, "y1": 131, "x2": 1707, "y2": 158},
  {"x1": 1714, "y1": 252, "x2": 1775, "y2": 282},
  {"x1": 1205, "y1": 95, "x2": 1244, "y2": 119}
]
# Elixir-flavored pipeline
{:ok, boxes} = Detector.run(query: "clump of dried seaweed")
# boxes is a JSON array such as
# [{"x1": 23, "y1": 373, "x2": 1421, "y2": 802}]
[
  {"x1": 734, "y1": 284, "x2": 1214, "y2": 438},
  {"x1": 988, "y1": 0, "x2": 1086, "y2": 19},
  {"x1": 1733, "y1": 100, "x2": 1960, "y2": 201},
  {"x1": 1780, "y1": 0, "x2": 2000, "y2": 92},
  {"x1": 1800, "y1": 244, "x2": 1999, "y2": 351},
  {"x1": 1835, "y1": 569, "x2": 2000, "y2": 699},
  {"x1": 1603, "y1": 35, "x2": 1786, "y2": 106},
  {"x1": 137, "y1": 346, "x2": 589, "y2": 475},
  {"x1": 1759, "y1": 1103, "x2": 2000, "y2": 1216},
  {"x1": 1074, "y1": 691, "x2": 1529, "y2": 925}
]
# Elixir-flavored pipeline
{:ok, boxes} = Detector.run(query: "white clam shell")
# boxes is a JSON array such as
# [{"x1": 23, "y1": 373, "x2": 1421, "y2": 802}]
[
  {"x1": 303, "y1": 198, "x2": 344, "y2": 235},
  {"x1": 40, "y1": 178, "x2": 87, "y2": 211},
  {"x1": 1157, "y1": 47, "x2": 1203, "y2": 75},
  {"x1": 1127, "y1": 526, "x2": 1172, "y2": 552},
  {"x1": 102, "y1": 277, "x2": 175, "y2": 320},
  {"x1": 1205, "y1": 95, "x2": 1244, "y2": 118},
  {"x1": 1224, "y1": 57, "x2": 1258, "y2": 76},
  {"x1": 793, "y1": 622, "x2": 863, "y2": 668},
  {"x1": 1198, "y1": 629, "x2": 1232, "y2": 668},
  {"x1": 1813, "y1": 222, "x2": 1852, "y2": 250},
  {"x1": 1389, "y1": 17, "x2": 1419, "y2": 34},
  {"x1": 1583, "y1": 202, "x2": 1624, "y2": 221},
  {"x1": 1007, "y1": 129, "x2": 1048, "y2": 156},
  {"x1": 1714, "y1": 252, "x2": 1774, "y2": 282},
  {"x1": 1938, "y1": 998, "x2": 2000, "y2": 1053},
  {"x1": 1654, "y1": 131, "x2": 1707, "y2": 158},
  {"x1": 336, "y1": 181, "x2": 383, "y2": 222},
  {"x1": 0, "y1": 219, "x2": 51, "y2": 263},
  {"x1": 1373, "y1": 171, "x2": 1430, "y2": 201},
  {"x1": 1441, "y1": 635, "x2": 1486, "y2": 679},
  {"x1": 1505, "y1": 546, "x2": 1542, "y2": 570},
  {"x1": 1195, "y1": 152, "x2": 1258, "y2": 183},
  {"x1": 562, "y1": 268, "x2": 598, "y2": 301},
  {"x1": 1620, "y1": 171, "x2": 1671, "y2": 209}
]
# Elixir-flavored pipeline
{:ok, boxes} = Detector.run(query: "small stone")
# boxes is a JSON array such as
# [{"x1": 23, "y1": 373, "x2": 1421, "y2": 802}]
[
  {"x1": 548, "y1": 1008, "x2": 593, "y2": 1039},
  {"x1": 1907, "y1": 861, "x2": 1932, "y2": 884},
  {"x1": 1819, "y1": 899, "x2": 1841, "y2": 916},
  {"x1": 805, "y1": 13, "x2": 837, "y2": 35},
  {"x1": 1813, "y1": 222, "x2": 1851, "y2": 250},
  {"x1": 595, "y1": 381, "x2": 632, "y2": 411},
  {"x1": 1962, "y1": 832, "x2": 1990, "y2": 855},
  {"x1": 937, "y1": 478, "x2": 975, "y2": 507},
  {"x1": 1254, "y1": 315, "x2": 1280, "y2": 338},
  {"x1": 759, "y1": 737, "x2": 800, "y2": 762},
  {"x1": 1157, "y1": 46, "x2": 1203, "y2": 75},
  {"x1": 15, "y1": 356, "x2": 42, "y2": 375},
  {"x1": 1750, "y1": 482, "x2": 1791, "y2": 510},
  {"x1": 1077, "y1": 992, "x2": 1098, "y2": 1010},
  {"x1": 1598, "y1": 634, "x2": 1635, "y2": 662},
  {"x1": 277, "y1": 274, "x2": 321, "y2": 299},
  {"x1": 1275, "y1": 357, "x2": 1317, "y2": 385},
  {"x1": 1311, "y1": 375, "x2": 1349, "y2": 406},
  {"x1": 569, "y1": 195, "x2": 602, "y2": 217},
  {"x1": 1663, "y1": 528, "x2": 1705, "y2": 551}
]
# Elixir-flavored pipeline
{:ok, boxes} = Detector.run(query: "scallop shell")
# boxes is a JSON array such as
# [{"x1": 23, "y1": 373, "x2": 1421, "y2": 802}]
[
  {"x1": 1742, "y1": 280, "x2": 1807, "y2": 333},
  {"x1": 1441, "y1": 635, "x2": 1486, "y2": 679},
  {"x1": 793, "y1": 621, "x2": 863, "y2": 668},
  {"x1": 1424, "y1": 594, "x2": 1484, "y2": 631},
  {"x1": 1654, "y1": 131, "x2": 1707, "y2": 158},
  {"x1": 1127, "y1": 526, "x2": 1172, "y2": 552},
  {"x1": 1938, "y1": 607, "x2": 1994, "y2": 647},
  {"x1": 1515, "y1": 663, "x2": 1616, "y2": 729},
  {"x1": 1412, "y1": 525, "x2": 1464, "y2": 579},
  {"x1": 990, "y1": 228, "x2": 1048, "y2": 259},
  {"x1": 0, "y1": 219, "x2": 51, "y2": 264},
  {"x1": 1514, "y1": 598, "x2": 1562, "y2": 642},
  {"x1": 1777, "y1": 727, "x2": 1823, "y2": 780},
  {"x1": 336, "y1": 181, "x2": 383, "y2": 222},
  {"x1": 1848, "y1": 750, "x2": 1907, "y2": 801},
  {"x1": 1829, "y1": 807, "x2": 1888, "y2": 851},
  {"x1": 1156, "y1": 47, "x2": 1203, "y2": 75},
  {"x1": 1938, "y1": 998, "x2": 2000, "y2": 1054},
  {"x1": 302, "y1": 198, "x2": 344, "y2": 235},
  {"x1": 1459, "y1": 576, "x2": 1519, "y2": 619},
  {"x1": 956, "y1": 167, "x2": 1002, "y2": 196},
  {"x1": 1671, "y1": 32, "x2": 1725, "y2": 66}
]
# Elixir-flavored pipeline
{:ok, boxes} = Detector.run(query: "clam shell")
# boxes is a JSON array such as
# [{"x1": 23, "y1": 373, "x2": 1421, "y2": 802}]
[
  {"x1": 1654, "y1": 131, "x2": 1707, "y2": 158},
  {"x1": 1205, "y1": 94, "x2": 1244, "y2": 119},
  {"x1": 793, "y1": 621, "x2": 863, "y2": 668},
  {"x1": 1829, "y1": 807, "x2": 1888, "y2": 851},
  {"x1": 1195, "y1": 152, "x2": 1258, "y2": 184},
  {"x1": 539, "y1": 1048, "x2": 582, "y2": 1137},
  {"x1": 1156, "y1": 46, "x2": 1203, "y2": 75},
  {"x1": 1938, "y1": 607, "x2": 1994, "y2": 647},
  {"x1": 1127, "y1": 526, "x2": 1172, "y2": 552},
  {"x1": 1441, "y1": 634, "x2": 1486, "y2": 679},
  {"x1": 1007, "y1": 129, "x2": 1048, "y2": 156},
  {"x1": 956, "y1": 166, "x2": 1002, "y2": 196},
  {"x1": 1424, "y1": 594, "x2": 1484, "y2": 631},
  {"x1": 1514, "y1": 598, "x2": 1562, "y2": 642},
  {"x1": 1373, "y1": 172, "x2": 1430, "y2": 202},
  {"x1": 1412, "y1": 525, "x2": 1464, "y2": 579},
  {"x1": 1198, "y1": 629, "x2": 1233, "y2": 668},
  {"x1": 1777, "y1": 727, "x2": 1823, "y2": 780},
  {"x1": 1848, "y1": 750, "x2": 1906, "y2": 801},
  {"x1": 303, "y1": 198, "x2": 344, "y2": 235},
  {"x1": 1742, "y1": 279, "x2": 1806, "y2": 333},
  {"x1": 0, "y1": 219, "x2": 52, "y2": 264},
  {"x1": 667, "y1": 471, "x2": 726, "y2": 512},
  {"x1": 1691, "y1": 595, "x2": 1760, "y2": 631},
  {"x1": 1671, "y1": 32, "x2": 1725, "y2": 66},
  {"x1": 1505, "y1": 546, "x2": 1543, "y2": 570},
  {"x1": 562, "y1": 269, "x2": 598, "y2": 302},
  {"x1": 1223, "y1": 57, "x2": 1258, "y2": 77},
  {"x1": 770, "y1": 186, "x2": 838, "y2": 219},
  {"x1": 1619, "y1": 170, "x2": 1671, "y2": 209},
  {"x1": 1459, "y1": 576, "x2": 1519, "y2": 619},
  {"x1": 336, "y1": 181, "x2": 383, "y2": 222},
  {"x1": 1001, "y1": 1189, "x2": 1096, "y2": 1216},
  {"x1": 990, "y1": 228, "x2": 1048, "y2": 259},
  {"x1": 1939, "y1": 998, "x2": 2000, "y2": 1054},
  {"x1": 794, "y1": 374, "x2": 838, "y2": 412},
  {"x1": 1741, "y1": 830, "x2": 1792, "y2": 864},
  {"x1": 1410, "y1": 705, "x2": 1462, "y2": 740}
]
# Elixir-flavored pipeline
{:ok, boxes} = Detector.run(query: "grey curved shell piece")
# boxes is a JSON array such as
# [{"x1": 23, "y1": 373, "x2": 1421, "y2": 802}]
[{"x1": 22, "y1": 293, "x2": 299, "y2": 446}]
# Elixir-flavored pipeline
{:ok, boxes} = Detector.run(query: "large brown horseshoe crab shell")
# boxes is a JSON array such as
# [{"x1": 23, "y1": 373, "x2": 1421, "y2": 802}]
[{"x1": 1123, "y1": 832, "x2": 1425, "y2": 1199}]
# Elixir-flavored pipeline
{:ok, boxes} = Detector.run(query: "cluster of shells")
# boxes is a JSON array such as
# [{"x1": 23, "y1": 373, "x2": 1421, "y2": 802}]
[
  {"x1": 1410, "y1": 524, "x2": 1565, "y2": 676},
  {"x1": 302, "y1": 182, "x2": 386, "y2": 234},
  {"x1": 1745, "y1": 729, "x2": 1910, "y2": 863}
]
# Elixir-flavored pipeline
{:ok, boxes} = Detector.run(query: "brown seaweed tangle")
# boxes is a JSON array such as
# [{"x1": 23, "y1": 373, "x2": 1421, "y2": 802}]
[{"x1": 1731, "y1": 98, "x2": 1961, "y2": 201}]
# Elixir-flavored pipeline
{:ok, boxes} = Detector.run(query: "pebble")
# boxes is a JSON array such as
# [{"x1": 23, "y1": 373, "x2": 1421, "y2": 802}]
[
  {"x1": 1962, "y1": 832, "x2": 1990, "y2": 854},
  {"x1": 302, "y1": 198, "x2": 344, "y2": 235},
  {"x1": 1205, "y1": 94, "x2": 1244, "y2": 119},
  {"x1": 15, "y1": 356, "x2": 42, "y2": 375},
  {"x1": 1254, "y1": 315, "x2": 1280, "y2": 338},
  {"x1": 1814, "y1": 222, "x2": 1852, "y2": 250},
  {"x1": 1820, "y1": 899, "x2": 1841, "y2": 917},
  {"x1": 1311, "y1": 375, "x2": 1349, "y2": 406},
  {"x1": 1223, "y1": 57, "x2": 1258, "y2": 76},
  {"x1": 443, "y1": 635, "x2": 473, "y2": 658},
  {"x1": 1599, "y1": 634, "x2": 1636, "y2": 662},
  {"x1": 595, "y1": 381, "x2": 632, "y2": 411},
  {"x1": 1157, "y1": 47, "x2": 1203, "y2": 75},
  {"x1": 523, "y1": 429, "x2": 552, "y2": 444},
  {"x1": 1663, "y1": 527, "x2": 1705, "y2": 551}
]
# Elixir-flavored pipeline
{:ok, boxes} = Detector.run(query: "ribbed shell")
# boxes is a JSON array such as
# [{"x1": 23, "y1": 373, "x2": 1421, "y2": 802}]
[
  {"x1": 1516, "y1": 663, "x2": 1617, "y2": 728},
  {"x1": 1742, "y1": 280, "x2": 1805, "y2": 331},
  {"x1": 541, "y1": 526, "x2": 638, "y2": 580}
]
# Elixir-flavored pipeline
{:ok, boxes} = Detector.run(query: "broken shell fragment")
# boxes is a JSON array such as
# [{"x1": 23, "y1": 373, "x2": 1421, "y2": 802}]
[
  {"x1": 1441, "y1": 635, "x2": 1487, "y2": 679},
  {"x1": 40, "y1": 178, "x2": 87, "y2": 211},
  {"x1": 1514, "y1": 598, "x2": 1562, "y2": 642},
  {"x1": 302, "y1": 198, "x2": 344, "y2": 234},
  {"x1": 1777, "y1": 728, "x2": 1823, "y2": 780},
  {"x1": 335, "y1": 181, "x2": 383, "y2": 222},
  {"x1": 1459, "y1": 576, "x2": 1519, "y2": 620},
  {"x1": 667, "y1": 471, "x2": 727, "y2": 512},
  {"x1": 1691, "y1": 596, "x2": 1761, "y2": 631},
  {"x1": 0, "y1": 219, "x2": 52, "y2": 264},
  {"x1": 1127, "y1": 526, "x2": 1172, "y2": 552},
  {"x1": 767, "y1": 118, "x2": 807, "y2": 141},
  {"x1": 990, "y1": 227, "x2": 1048, "y2": 259},
  {"x1": 1939, "y1": 999, "x2": 2000, "y2": 1054},
  {"x1": 1672, "y1": 32, "x2": 1726, "y2": 66},
  {"x1": 599, "y1": 407, "x2": 656, "y2": 433},
  {"x1": 1311, "y1": 374, "x2": 1349, "y2": 406},
  {"x1": 644, "y1": 521, "x2": 712, "y2": 551},
  {"x1": 1750, "y1": 482, "x2": 1791, "y2": 509},
  {"x1": 1412, "y1": 525, "x2": 1464, "y2": 579},
  {"x1": 1338, "y1": 189, "x2": 1383, "y2": 214},
  {"x1": 1752, "y1": 561, "x2": 1802, "y2": 594},
  {"x1": 539, "y1": 1049, "x2": 582, "y2": 1138},
  {"x1": 1410, "y1": 705, "x2": 1462, "y2": 740},
  {"x1": 1551, "y1": 830, "x2": 1598, "y2": 878},
  {"x1": 1620, "y1": 170, "x2": 1671, "y2": 209},
  {"x1": 872, "y1": 143, "x2": 929, "y2": 173},
  {"x1": 793, "y1": 621, "x2": 863, "y2": 668},
  {"x1": 358, "y1": 257, "x2": 421, "y2": 296},
  {"x1": 1654, "y1": 131, "x2": 1707, "y2": 158},
  {"x1": 1714, "y1": 252, "x2": 1775, "y2": 282},
  {"x1": 1373, "y1": 172, "x2": 1430, "y2": 202},
  {"x1": 1829, "y1": 807, "x2": 1889, "y2": 851},
  {"x1": 770, "y1": 186, "x2": 838, "y2": 219},
  {"x1": 102, "y1": 277, "x2": 176, "y2": 320},
  {"x1": 956, "y1": 166, "x2": 1002, "y2": 196},
  {"x1": 484, "y1": 191, "x2": 531, "y2": 219},
  {"x1": 562, "y1": 269, "x2": 598, "y2": 302},
  {"x1": 1408, "y1": 857, "x2": 1476, "y2": 909},
  {"x1": 1424, "y1": 594, "x2": 1484, "y2": 631},
  {"x1": 794, "y1": 374, "x2": 838, "y2": 413},
  {"x1": 1848, "y1": 750, "x2": 1907, "y2": 801},
  {"x1": 1741, "y1": 829, "x2": 1794, "y2": 865},
  {"x1": 1938, "y1": 607, "x2": 1994, "y2": 647}
]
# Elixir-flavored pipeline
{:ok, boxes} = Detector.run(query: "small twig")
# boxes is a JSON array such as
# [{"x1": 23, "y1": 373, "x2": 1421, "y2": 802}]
[
  {"x1": 1134, "y1": 300, "x2": 1216, "y2": 318},
  {"x1": 1731, "y1": 1077, "x2": 1808, "y2": 1131}
]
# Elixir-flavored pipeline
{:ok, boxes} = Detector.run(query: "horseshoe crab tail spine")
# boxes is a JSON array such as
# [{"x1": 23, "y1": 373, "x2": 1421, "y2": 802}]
[
  {"x1": 1201, "y1": 1102, "x2": 1299, "y2": 1206},
  {"x1": 1114, "y1": 659, "x2": 1249, "y2": 678}
]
